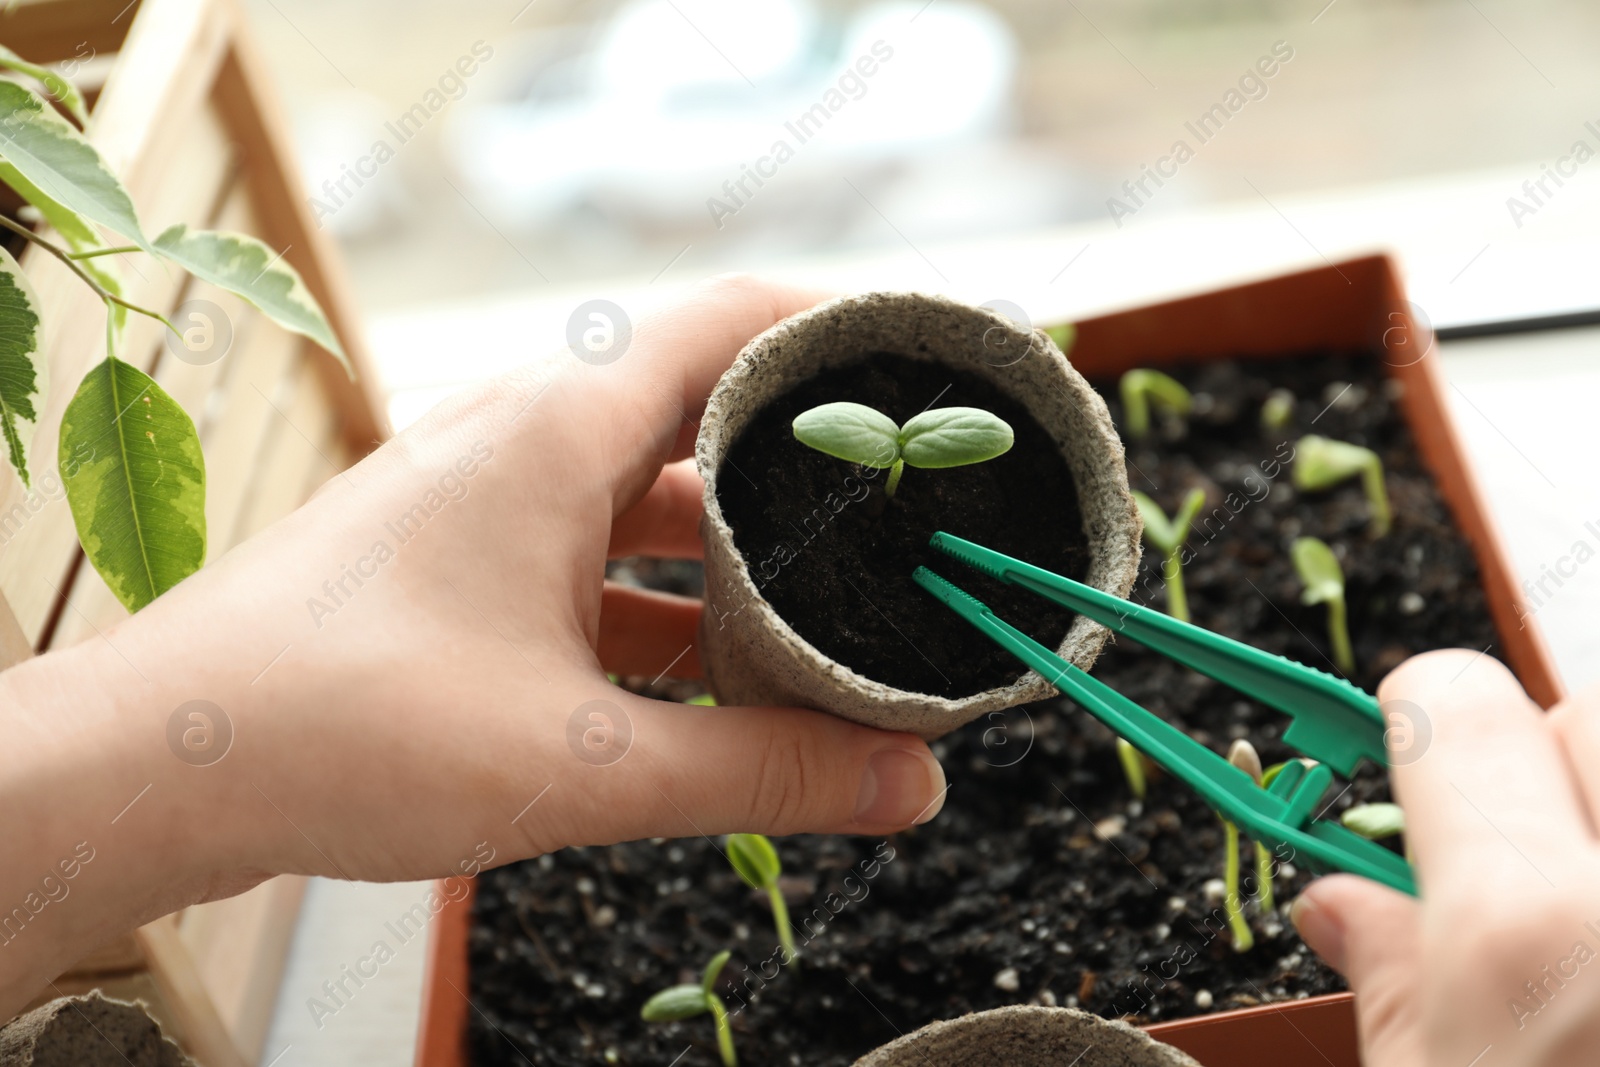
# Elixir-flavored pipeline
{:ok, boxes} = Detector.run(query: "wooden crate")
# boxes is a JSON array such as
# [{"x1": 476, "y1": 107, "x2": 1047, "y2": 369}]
[{"x1": 0, "y1": 0, "x2": 389, "y2": 1063}]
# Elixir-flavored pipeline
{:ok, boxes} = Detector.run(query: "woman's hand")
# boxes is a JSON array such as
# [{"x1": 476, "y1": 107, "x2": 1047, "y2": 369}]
[
  {"x1": 1293, "y1": 650, "x2": 1600, "y2": 1066},
  {"x1": 0, "y1": 276, "x2": 945, "y2": 1016}
]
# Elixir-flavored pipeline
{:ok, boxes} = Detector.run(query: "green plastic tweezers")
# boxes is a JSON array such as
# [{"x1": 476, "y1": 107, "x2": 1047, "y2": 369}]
[{"x1": 915, "y1": 531, "x2": 1417, "y2": 897}]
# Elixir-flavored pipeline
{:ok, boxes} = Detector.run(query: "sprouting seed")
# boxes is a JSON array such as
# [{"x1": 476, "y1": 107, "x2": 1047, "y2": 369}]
[
  {"x1": 1260, "y1": 388, "x2": 1295, "y2": 432},
  {"x1": 726, "y1": 833, "x2": 797, "y2": 963},
  {"x1": 1133, "y1": 488, "x2": 1207, "y2": 623},
  {"x1": 1292, "y1": 536, "x2": 1355, "y2": 675},
  {"x1": 1293, "y1": 435, "x2": 1392, "y2": 537},
  {"x1": 641, "y1": 950, "x2": 738, "y2": 1066},
  {"x1": 1119, "y1": 369, "x2": 1192, "y2": 440}
]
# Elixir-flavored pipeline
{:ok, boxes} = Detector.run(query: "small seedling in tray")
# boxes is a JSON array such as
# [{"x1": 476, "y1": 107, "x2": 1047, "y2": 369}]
[
  {"x1": 1132, "y1": 487, "x2": 1207, "y2": 623},
  {"x1": 1293, "y1": 435, "x2": 1392, "y2": 537},
  {"x1": 641, "y1": 950, "x2": 739, "y2": 1066}
]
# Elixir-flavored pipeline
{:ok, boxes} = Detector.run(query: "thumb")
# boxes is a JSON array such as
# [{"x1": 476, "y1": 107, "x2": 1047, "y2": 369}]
[
  {"x1": 1292, "y1": 874, "x2": 1425, "y2": 1067},
  {"x1": 613, "y1": 696, "x2": 948, "y2": 839}
]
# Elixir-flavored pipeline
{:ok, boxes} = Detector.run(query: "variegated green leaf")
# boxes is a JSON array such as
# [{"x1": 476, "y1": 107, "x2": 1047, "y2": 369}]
[
  {"x1": 0, "y1": 47, "x2": 89, "y2": 126},
  {"x1": 153, "y1": 225, "x2": 349, "y2": 372},
  {"x1": 59, "y1": 357, "x2": 206, "y2": 612},
  {"x1": 0, "y1": 245, "x2": 44, "y2": 487},
  {"x1": 0, "y1": 160, "x2": 97, "y2": 248},
  {"x1": 0, "y1": 81, "x2": 147, "y2": 247}
]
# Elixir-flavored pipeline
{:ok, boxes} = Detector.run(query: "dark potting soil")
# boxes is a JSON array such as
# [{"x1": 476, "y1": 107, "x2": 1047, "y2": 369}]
[
  {"x1": 713, "y1": 353, "x2": 1090, "y2": 698},
  {"x1": 468, "y1": 353, "x2": 1500, "y2": 1067}
]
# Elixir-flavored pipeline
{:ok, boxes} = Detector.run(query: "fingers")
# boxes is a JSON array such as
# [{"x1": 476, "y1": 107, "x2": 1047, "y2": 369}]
[
  {"x1": 597, "y1": 583, "x2": 702, "y2": 680},
  {"x1": 1379, "y1": 650, "x2": 1590, "y2": 892},
  {"x1": 1545, "y1": 681, "x2": 1600, "y2": 825},
  {"x1": 604, "y1": 275, "x2": 834, "y2": 514},
  {"x1": 608, "y1": 697, "x2": 947, "y2": 841},
  {"x1": 1292, "y1": 876, "x2": 1425, "y2": 1067},
  {"x1": 608, "y1": 460, "x2": 704, "y2": 559}
]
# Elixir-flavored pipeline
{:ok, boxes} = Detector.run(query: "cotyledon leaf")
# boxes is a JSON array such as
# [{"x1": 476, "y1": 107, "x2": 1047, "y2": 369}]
[
  {"x1": 153, "y1": 225, "x2": 350, "y2": 373},
  {"x1": 0, "y1": 81, "x2": 148, "y2": 248},
  {"x1": 59, "y1": 357, "x2": 206, "y2": 613},
  {"x1": 0, "y1": 245, "x2": 43, "y2": 486},
  {"x1": 0, "y1": 47, "x2": 90, "y2": 126}
]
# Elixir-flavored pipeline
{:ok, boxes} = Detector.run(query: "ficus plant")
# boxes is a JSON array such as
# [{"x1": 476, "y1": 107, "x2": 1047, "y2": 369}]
[
  {"x1": 1132, "y1": 487, "x2": 1207, "y2": 623},
  {"x1": 1292, "y1": 536, "x2": 1355, "y2": 674},
  {"x1": 791, "y1": 402, "x2": 1013, "y2": 498},
  {"x1": 726, "y1": 833, "x2": 796, "y2": 962},
  {"x1": 1292, "y1": 435, "x2": 1392, "y2": 538},
  {"x1": 1118, "y1": 368, "x2": 1191, "y2": 440},
  {"x1": 0, "y1": 53, "x2": 348, "y2": 612},
  {"x1": 641, "y1": 949, "x2": 738, "y2": 1067}
]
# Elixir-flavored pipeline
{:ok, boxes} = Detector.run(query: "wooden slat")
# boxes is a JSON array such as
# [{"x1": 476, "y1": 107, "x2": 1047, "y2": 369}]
[
  {"x1": 0, "y1": 97, "x2": 237, "y2": 644},
  {"x1": 201, "y1": 323, "x2": 303, "y2": 553},
  {"x1": 135, "y1": 915, "x2": 249, "y2": 1067},
  {"x1": 236, "y1": 354, "x2": 340, "y2": 541},
  {"x1": 213, "y1": 22, "x2": 390, "y2": 454},
  {"x1": 178, "y1": 876, "x2": 308, "y2": 1061}
]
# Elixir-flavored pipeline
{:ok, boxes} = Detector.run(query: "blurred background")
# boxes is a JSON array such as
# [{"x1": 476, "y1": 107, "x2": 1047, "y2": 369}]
[{"x1": 245, "y1": 0, "x2": 1599, "y2": 306}]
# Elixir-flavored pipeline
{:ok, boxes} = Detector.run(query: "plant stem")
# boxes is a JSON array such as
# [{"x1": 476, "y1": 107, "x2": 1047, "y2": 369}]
[
  {"x1": 67, "y1": 244, "x2": 140, "y2": 259},
  {"x1": 884, "y1": 457, "x2": 904, "y2": 497},
  {"x1": 766, "y1": 884, "x2": 797, "y2": 962},
  {"x1": 1162, "y1": 550, "x2": 1189, "y2": 622},
  {"x1": 0, "y1": 215, "x2": 175, "y2": 333},
  {"x1": 1254, "y1": 842, "x2": 1275, "y2": 915},
  {"x1": 1327, "y1": 596, "x2": 1354, "y2": 674},
  {"x1": 1116, "y1": 738, "x2": 1147, "y2": 800},
  {"x1": 1361, "y1": 458, "x2": 1392, "y2": 537},
  {"x1": 1223, "y1": 820, "x2": 1253, "y2": 952},
  {"x1": 708, "y1": 998, "x2": 737, "y2": 1067}
]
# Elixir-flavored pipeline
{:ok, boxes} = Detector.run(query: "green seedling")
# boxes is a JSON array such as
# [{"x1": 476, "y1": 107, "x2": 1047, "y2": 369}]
[
  {"x1": 1119, "y1": 369, "x2": 1192, "y2": 439},
  {"x1": 1342, "y1": 802, "x2": 1404, "y2": 840},
  {"x1": 791, "y1": 402, "x2": 1014, "y2": 498},
  {"x1": 1260, "y1": 388, "x2": 1295, "y2": 432},
  {"x1": 1227, "y1": 740, "x2": 1277, "y2": 916},
  {"x1": 1342, "y1": 802, "x2": 1409, "y2": 863},
  {"x1": 726, "y1": 833, "x2": 796, "y2": 962},
  {"x1": 1116, "y1": 737, "x2": 1154, "y2": 800},
  {"x1": 1220, "y1": 740, "x2": 1259, "y2": 952},
  {"x1": 641, "y1": 950, "x2": 738, "y2": 1066},
  {"x1": 1133, "y1": 488, "x2": 1207, "y2": 622},
  {"x1": 686, "y1": 693, "x2": 717, "y2": 705},
  {"x1": 1045, "y1": 322, "x2": 1076, "y2": 353},
  {"x1": 1293, "y1": 435, "x2": 1392, "y2": 537},
  {"x1": 1292, "y1": 536, "x2": 1354, "y2": 675}
]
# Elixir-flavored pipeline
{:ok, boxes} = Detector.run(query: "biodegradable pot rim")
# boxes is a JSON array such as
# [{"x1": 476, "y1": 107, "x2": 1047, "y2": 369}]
[
  {"x1": 695, "y1": 291, "x2": 1141, "y2": 739},
  {"x1": 850, "y1": 1005, "x2": 1201, "y2": 1066}
]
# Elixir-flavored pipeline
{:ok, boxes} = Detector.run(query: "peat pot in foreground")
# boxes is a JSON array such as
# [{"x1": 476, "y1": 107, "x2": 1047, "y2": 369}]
[
  {"x1": 852, "y1": 1005, "x2": 1200, "y2": 1066},
  {"x1": 417, "y1": 256, "x2": 1565, "y2": 1067},
  {"x1": 696, "y1": 292, "x2": 1143, "y2": 740}
]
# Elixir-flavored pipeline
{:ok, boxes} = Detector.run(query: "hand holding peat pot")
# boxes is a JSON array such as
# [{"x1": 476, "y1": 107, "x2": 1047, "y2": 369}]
[
  {"x1": 0, "y1": 277, "x2": 958, "y2": 1023},
  {"x1": 695, "y1": 291, "x2": 1142, "y2": 740},
  {"x1": 1290, "y1": 650, "x2": 1600, "y2": 1067}
]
